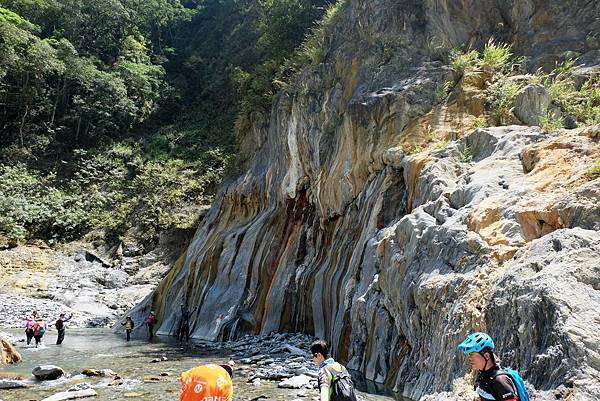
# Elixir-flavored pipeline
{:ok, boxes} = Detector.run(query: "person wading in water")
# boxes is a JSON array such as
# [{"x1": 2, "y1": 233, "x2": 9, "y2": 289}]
[
  {"x1": 55, "y1": 313, "x2": 73, "y2": 345},
  {"x1": 178, "y1": 304, "x2": 197, "y2": 343},
  {"x1": 121, "y1": 316, "x2": 135, "y2": 341},
  {"x1": 310, "y1": 339, "x2": 357, "y2": 401},
  {"x1": 24, "y1": 315, "x2": 35, "y2": 345},
  {"x1": 32, "y1": 317, "x2": 47, "y2": 348},
  {"x1": 146, "y1": 311, "x2": 158, "y2": 340}
]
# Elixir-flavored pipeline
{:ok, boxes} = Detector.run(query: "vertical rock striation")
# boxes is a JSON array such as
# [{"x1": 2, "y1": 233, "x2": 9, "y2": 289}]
[{"x1": 129, "y1": 1, "x2": 600, "y2": 399}]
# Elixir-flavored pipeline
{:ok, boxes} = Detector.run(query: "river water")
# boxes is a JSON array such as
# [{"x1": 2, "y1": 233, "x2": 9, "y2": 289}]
[{"x1": 0, "y1": 329, "x2": 398, "y2": 401}]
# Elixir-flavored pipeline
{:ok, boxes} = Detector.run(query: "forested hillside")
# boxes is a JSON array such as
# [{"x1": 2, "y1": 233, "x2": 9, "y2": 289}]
[{"x1": 0, "y1": 0, "x2": 332, "y2": 249}]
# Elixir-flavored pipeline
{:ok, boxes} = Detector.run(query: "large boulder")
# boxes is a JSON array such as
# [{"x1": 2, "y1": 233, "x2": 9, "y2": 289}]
[
  {"x1": 514, "y1": 84, "x2": 552, "y2": 126},
  {"x1": 0, "y1": 336, "x2": 21, "y2": 365},
  {"x1": 32, "y1": 365, "x2": 65, "y2": 380}
]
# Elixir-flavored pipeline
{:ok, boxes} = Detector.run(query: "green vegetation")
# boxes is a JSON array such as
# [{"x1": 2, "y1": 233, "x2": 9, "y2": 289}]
[
  {"x1": 0, "y1": 1, "x2": 185, "y2": 156},
  {"x1": 450, "y1": 40, "x2": 514, "y2": 75},
  {"x1": 296, "y1": 0, "x2": 345, "y2": 66},
  {"x1": 544, "y1": 60, "x2": 600, "y2": 125},
  {"x1": 450, "y1": 49, "x2": 480, "y2": 75},
  {"x1": 435, "y1": 81, "x2": 452, "y2": 104},
  {"x1": 0, "y1": 142, "x2": 229, "y2": 246},
  {"x1": 460, "y1": 144, "x2": 473, "y2": 163},
  {"x1": 586, "y1": 158, "x2": 600, "y2": 181},
  {"x1": 473, "y1": 116, "x2": 488, "y2": 128},
  {"x1": 448, "y1": 41, "x2": 596, "y2": 128},
  {"x1": 433, "y1": 138, "x2": 450, "y2": 150},
  {"x1": 407, "y1": 142, "x2": 424, "y2": 155},
  {"x1": 448, "y1": 42, "x2": 600, "y2": 128},
  {"x1": 480, "y1": 40, "x2": 512, "y2": 71},
  {"x1": 0, "y1": 0, "x2": 336, "y2": 246},
  {"x1": 540, "y1": 113, "x2": 564, "y2": 132},
  {"x1": 232, "y1": 0, "x2": 336, "y2": 131},
  {"x1": 486, "y1": 80, "x2": 524, "y2": 124}
]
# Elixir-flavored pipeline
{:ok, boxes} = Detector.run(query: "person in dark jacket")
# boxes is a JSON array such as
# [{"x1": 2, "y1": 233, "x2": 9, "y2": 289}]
[
  {"x1": 55, "y1": 313, "x2": 73, "y2": 345},
  {"x1": 24, "y1": 315, "x2": 35, "y2": 345},
  {"x1": 178, "y1": 304, "x2": 198, "y2": 343},
  {"x1": 458, "y1": 332, "x2": 519, "y2": 401}
]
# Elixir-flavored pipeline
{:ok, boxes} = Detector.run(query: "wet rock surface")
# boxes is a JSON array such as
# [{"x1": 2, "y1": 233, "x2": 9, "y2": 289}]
[
  {"x1": 0, "y1": 379, "x2": 29, "y2": 389},
  {"x1": 32, "y1": 365, "x2": 65, "y2": 380},
  {"x1": 41, "y1": 386, "x2": 97, "y2": 401}
]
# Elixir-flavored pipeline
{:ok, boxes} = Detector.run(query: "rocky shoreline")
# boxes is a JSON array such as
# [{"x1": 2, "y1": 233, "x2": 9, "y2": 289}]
[{"x1": 0, "y1": 231, "x2": 190, "y2": 329}]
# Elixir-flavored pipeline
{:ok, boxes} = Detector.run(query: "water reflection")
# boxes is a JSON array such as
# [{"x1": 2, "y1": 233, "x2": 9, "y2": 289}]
[{"x1": 350, "y1": 370, "x2": 410, "y2": 401}]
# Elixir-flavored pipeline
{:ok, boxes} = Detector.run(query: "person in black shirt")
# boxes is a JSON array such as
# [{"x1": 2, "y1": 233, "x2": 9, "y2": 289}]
[
  {"x1": 178, "y1": 304, "x2": 198, "y2": 343},
  {"x1": 55, "y1": 313, "x2": 73, "y2": 345},
  {"x1": 458, "y1": 332, "x2": 519, "y2": 401}
]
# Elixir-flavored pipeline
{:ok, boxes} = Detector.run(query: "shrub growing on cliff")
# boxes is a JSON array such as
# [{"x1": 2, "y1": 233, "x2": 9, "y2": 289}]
[
  {"x1": 540, "y1": 112, "x2": 564, "y2": 132},
  {"x1": 460, "y1": 144, "x2": 473, "y2": 162},
  {"x1": 486, "y1": 79, "x2": 523, "y2": 124},
  {"x1": 546, "y1": 74, "x2": 600, "y2": 126},
  {"x1": 481, "y1": 40, "x2": 512, "y2": 72},
  {"x1": 434, "y1": 80, "x2": 452, "y2": 103},
  {"x1": 524, "y1": 59, "x2": 600, "y2": 127},
  {"x1": 473, "y1": 116, "x2": 488, "y2": 128},
  {"x1": 586, "y1": 158, "x2": 600, "y2": 181},
  {"x1": 298, "y1": 0, "x2": 346, "y2": 66},
  {"x1": 450, "y1": 49, "x2": 479, "y2": 75},
  {"x1": 450, "y1": 40, "x2": 514, "y2": 75}
]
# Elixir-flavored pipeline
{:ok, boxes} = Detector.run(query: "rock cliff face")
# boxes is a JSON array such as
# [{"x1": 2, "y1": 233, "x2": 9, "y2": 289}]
[{"x1": 133, "y1": 1, "x2": 600, "y2": 400}]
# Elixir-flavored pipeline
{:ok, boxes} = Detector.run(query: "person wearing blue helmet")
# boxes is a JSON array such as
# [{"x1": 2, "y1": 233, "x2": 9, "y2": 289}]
[{"x1": 458, "y1": 332, "x2": 519, "y2": 401}]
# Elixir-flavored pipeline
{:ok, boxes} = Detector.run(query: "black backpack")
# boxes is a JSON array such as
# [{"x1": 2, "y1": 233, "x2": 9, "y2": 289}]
[{"x1": 324, "y1": 363, "x2": 358, "y2": 401}]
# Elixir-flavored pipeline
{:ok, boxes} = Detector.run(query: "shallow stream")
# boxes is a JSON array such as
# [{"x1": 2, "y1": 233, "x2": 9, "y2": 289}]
[{"x1": 0, "y1": 329, "x2": 397, "y2": 401}]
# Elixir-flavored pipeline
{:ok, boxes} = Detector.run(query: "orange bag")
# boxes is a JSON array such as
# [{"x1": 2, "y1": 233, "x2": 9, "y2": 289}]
[{"x1": 180, "y1": 364, "x2": 233, "y2": 401}]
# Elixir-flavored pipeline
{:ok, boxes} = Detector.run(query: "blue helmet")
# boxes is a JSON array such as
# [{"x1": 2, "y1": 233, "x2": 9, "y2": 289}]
[{"x1": 458, "y1": 332, "x2": 495, "y2": 354}]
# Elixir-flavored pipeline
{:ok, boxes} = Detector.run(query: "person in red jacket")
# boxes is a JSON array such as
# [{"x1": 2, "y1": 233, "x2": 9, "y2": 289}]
[
  {"x1": 32, "y1": 317, "x2": 47, "y2": 348},
  {"x1": 146, "y1": 311, "x2": 158, "y2": 340},
  {"x1": 458, "y1": 332, "x2": 519, "y2": 401}
]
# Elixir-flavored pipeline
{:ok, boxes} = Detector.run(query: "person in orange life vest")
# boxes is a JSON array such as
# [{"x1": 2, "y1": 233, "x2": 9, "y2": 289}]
[{"x1": 180, "y1": 363, "x2": 233, "y2": 401}]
